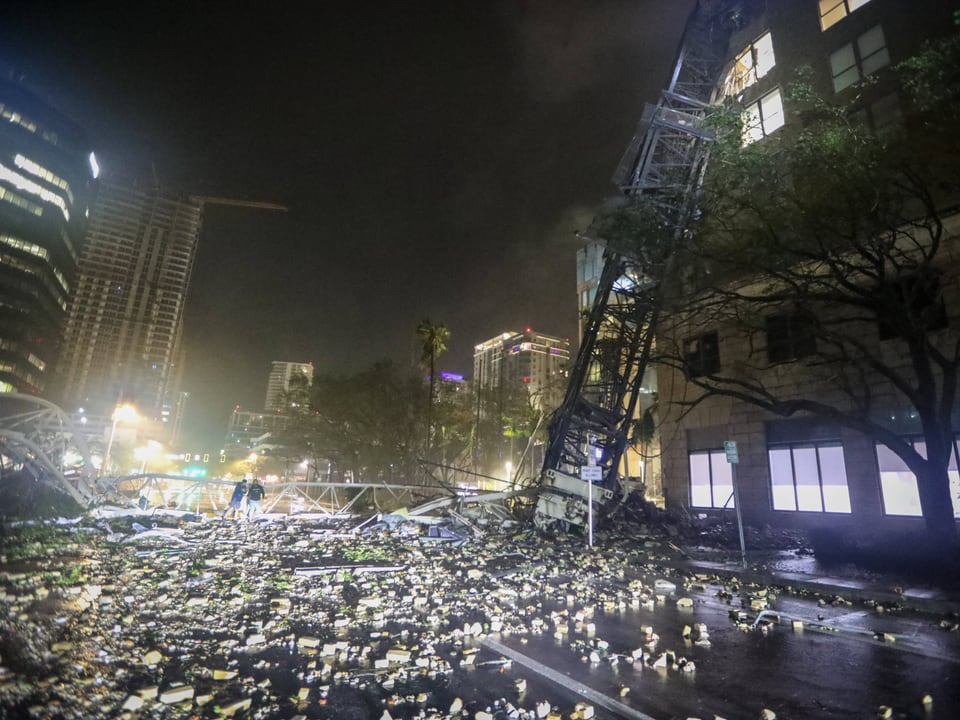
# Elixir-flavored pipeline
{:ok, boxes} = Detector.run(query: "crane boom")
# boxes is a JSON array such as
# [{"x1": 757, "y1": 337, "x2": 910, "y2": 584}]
[
  {"x1": 193, "y1": 196, "x2": 289, "y2": 212},
  {"x1": 534, "y1": 1, "x2": 736, "y2": 530}
]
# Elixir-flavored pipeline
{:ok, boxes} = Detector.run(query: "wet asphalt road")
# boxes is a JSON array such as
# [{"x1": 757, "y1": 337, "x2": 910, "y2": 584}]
[{"x1": 479, "y1": 573, "x2": 960, "y2": 720}]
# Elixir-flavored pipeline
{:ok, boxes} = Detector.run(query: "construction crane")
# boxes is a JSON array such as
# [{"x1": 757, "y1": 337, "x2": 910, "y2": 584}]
[
  {"x1": 533, "y1": 1, "x2": 739, "y2": 531},
  {"x1": 192, "y1": 196, "x2": 289, "y2": 212}
]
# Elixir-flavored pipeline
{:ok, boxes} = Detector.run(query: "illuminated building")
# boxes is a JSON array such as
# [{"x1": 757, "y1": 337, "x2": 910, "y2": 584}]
[
  {"x1": 264, "y1": 361, "x2": 314, "y2": 411},
  {"x1": 56, "y1": 179, "x2": 202, "y2": 430},
  {"x1": 0, "y1": 73, "x2": 96, "y2": 394},
  {"x1": 647, "y1": 0, "x2": 960, "y2": 532},
  {"x1": 473, "y1": 329, "x2": 569, "y2": 414},
  {"x1": 223, "y1": 407, "x2": 291, "y2": 462}
]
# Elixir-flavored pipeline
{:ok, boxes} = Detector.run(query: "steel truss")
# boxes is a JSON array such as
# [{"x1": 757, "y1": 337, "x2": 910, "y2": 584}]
[
  {"x1": 536, "y1": 2, "x2": 738, "y2": 529},
  {"x1": 0, "y1": 393, "x2": 100, "y2": 506}
]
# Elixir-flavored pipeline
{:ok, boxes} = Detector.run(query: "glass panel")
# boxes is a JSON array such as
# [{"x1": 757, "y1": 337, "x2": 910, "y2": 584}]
[
  {"x1": 743, "y1": 102, "x2": 764, "y2": 145},
  {"x1": 690, "y1": 452, "x2": 713, "y2": 507},
  {"x1": 793, "y1": 447, "x2": 824, "y2": 511},
  {"x1": 819, "y1": 445, "x2": 851, "y2": 513},
  {"x1": 831, "y1": 44, "x2": 856, "y2": 75},
  {"x1": 711, "y1": 452, "x2": 734, "y2": 508},
  {"x1": 760, "y1": 89, "x2": 785, "y2": 135},
  {"x1": 769, "y1": 447, "x2": 796, "y2": 510},
  {"x1": 859, "y1": 26, "x2": 889, "y2": 75},
  {"x1": 913, "y1": 440, "x2": 927, "y2": 460},
  {"x1": 819, "y1": 0, "x2": 847, "y2": 30},
  {"x1": 857, "y1": 25, "x2": 885, "y2": 56},
  {"x1": 725, "y1": 46, "x2": 755, "y2": 97},
  {"x1": 950, "y1": 441, "x2": 960, "y2": 517},
  {"x1": 879, "y1": 470, "x2": 922, "y2": 516},
  {"x1": 876, "y1": 444, "x2": 922, "y2": 515},
  {"x1": 755, "y1": 32, "x2": 776, "y2": 79},
  {"x1": 861, "y1": 47, "x2": 889, "y2": 76},
  {"x1": 948, "y1": 468, "x2": 960, "y2": 518},
  {"x1": 876, "y1": 442, "x2": 909, "y2": 471},
  {"x1": 832, "y1": 66, "x2": 858, "y2": 93}
]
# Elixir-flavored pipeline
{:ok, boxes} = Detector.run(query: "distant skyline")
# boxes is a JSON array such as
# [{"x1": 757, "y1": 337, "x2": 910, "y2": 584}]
[{"x1": 0, "y1": 1, "x2": 696, "y2": 444}]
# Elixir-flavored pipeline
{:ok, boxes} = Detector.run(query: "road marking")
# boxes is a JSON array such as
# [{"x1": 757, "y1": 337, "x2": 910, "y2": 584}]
[{"x1": 482, "y1": 637, "x2": 659, "y2": 720}]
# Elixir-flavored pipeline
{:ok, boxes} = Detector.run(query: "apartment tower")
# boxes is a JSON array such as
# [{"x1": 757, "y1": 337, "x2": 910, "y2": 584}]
[{"x1": 57, "y1": 179, "x2": 202, "y2": 431}]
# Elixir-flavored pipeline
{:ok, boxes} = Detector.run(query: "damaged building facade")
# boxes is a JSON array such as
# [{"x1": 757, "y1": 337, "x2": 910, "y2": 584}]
[{"x1": 653, "y1": 0, "x2": 960, "y2": 537}]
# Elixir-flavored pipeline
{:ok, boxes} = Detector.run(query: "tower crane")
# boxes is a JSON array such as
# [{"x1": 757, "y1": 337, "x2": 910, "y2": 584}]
[
  {"x1": 192, "y1": 196, "x2": 289, "y2": 213},
  {"x1": 534, "y1": 1, "x2": 740, "y2": 530}
]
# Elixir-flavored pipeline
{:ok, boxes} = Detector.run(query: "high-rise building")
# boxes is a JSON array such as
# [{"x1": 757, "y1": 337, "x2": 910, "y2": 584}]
[
  {"x1": 473, "y1": 329, "x2": 569, "y2": 414},
  {"x1": 264, "y1": 361, "x2": 314, "y2": 411},
  {"x1": 56, "y1": 179, "x2": 202, "y2": 430},
  {"x1": 223, "y1": 407, "x2": 292, "y2": 462},
  {"x1": 0, "y1": 73, "x2": 97, "y2": 394}
]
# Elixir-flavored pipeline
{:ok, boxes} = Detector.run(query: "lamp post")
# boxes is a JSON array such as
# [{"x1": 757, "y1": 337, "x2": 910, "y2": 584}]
[
  {"x1": 135, "y1": 440, "x2": 161, "y2": 474},
  {"x1": 102, "y1": 404, "x2": 138, "y2": 476}
]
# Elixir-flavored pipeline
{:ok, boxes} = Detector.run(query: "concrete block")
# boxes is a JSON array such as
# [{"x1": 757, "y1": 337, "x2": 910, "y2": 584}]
[
  {"x1": 386, "y1": 648, "x2": 410, "y2": 664},
  {"x1": 159, "y1": 685, "x2": 194, "y2": 704}
]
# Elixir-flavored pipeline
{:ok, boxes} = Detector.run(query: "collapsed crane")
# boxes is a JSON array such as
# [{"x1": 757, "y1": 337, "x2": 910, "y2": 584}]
[{"x1": 534, "y1": 1, "x2": 739, "y2": 530}]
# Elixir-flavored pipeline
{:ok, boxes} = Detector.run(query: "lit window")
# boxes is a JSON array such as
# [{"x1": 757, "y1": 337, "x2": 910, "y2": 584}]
[
  {"x1": 0, "y1": 186, "x2": 43, "y2": 216},
  {"x1": 0, "y1": 162, "x2": 70, "y2": 220},
  {"x1": 769, "y1": 442, "x2": 851, "y2": 513},
  {"x1": 766, "y1": 313, "x2": 816, "y2": 363},
  {"x1": 723, "y1": 31, "x2": 776, "y2": 98},
  {"x1": 818, "y1": 0, "x2": 873, "y2": 31},
  {"x1": 684, "y1": 331, "x2": 720, "y2": 377},
  {"x1": 743, "y1": 88, "x2": 785, "y2": 145},
  {"x1": 689, "y1": 449, "x2": 735, "y2": 509},
  {"x1": 14, "y1": 154, "x2": 73, "y2": 205},
  {"x1": 876, "y1": 440, "x2": 960, "y2": 518},
  {"x1": 830, "y1": 25, "x2": 889, "y2": 92}
]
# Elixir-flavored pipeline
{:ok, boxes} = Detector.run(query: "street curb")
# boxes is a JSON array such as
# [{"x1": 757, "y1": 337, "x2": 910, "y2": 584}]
[{"x1": 661, "y1": 559, "x2": 960, "y2": 616}]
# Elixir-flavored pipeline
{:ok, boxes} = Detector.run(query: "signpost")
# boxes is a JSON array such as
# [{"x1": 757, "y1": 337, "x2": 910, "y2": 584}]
[
  {"x1": 723, "y1": 440, "x2": 747, "y2": 568},
  {"x1": 581, "y1": 464, "x2": 602, "y2": 549}
]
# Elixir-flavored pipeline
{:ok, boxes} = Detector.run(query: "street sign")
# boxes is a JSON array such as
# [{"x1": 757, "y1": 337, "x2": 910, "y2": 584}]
[
  {"x1": 580, "y1": 466, "x2": 603, "y2": 482},
  {"x1": 723, "y1": 440, "x2": 739, "y2": 464}
]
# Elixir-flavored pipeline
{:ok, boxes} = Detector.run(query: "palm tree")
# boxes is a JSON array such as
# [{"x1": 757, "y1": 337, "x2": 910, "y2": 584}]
[{"x1": 416, "y1": 319, "x2": 450, "y2": 457}]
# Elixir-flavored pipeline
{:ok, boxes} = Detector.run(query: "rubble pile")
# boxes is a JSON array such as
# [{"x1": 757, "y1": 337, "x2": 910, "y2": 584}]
[
  {"x1": 0, "y1": 507, "x2": 722, "y2": 719},
  {"x1": 0, "y1": 506, "x2": 956, "y2": 719}
]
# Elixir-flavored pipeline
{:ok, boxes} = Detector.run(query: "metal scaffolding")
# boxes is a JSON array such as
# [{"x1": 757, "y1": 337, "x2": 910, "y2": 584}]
[{"x1": 535, "y1": 1, "x2": 736, "y2": 530}]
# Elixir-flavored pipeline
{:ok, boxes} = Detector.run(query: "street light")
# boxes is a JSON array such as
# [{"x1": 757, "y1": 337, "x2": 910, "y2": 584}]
[
  {"x1": 134, "y1": 440, "x2": 161, "y2": 474},
  {"x1": 101, "y1": 404, "x2": 138, "y2": 476}
]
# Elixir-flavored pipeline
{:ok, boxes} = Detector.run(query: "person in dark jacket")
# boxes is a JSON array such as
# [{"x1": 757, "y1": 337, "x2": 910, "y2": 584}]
[
  {"x1": 247, "y1": 478, "x2": 266, "y2": 518},
  {"x1": 224, "y1": 479, "x2": 247, "y2": 519}
]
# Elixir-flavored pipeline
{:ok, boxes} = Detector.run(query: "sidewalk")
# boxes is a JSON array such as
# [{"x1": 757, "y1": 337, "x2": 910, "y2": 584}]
[{"x1": 664, "y1": 552, "x2": 960, "y2": 616}]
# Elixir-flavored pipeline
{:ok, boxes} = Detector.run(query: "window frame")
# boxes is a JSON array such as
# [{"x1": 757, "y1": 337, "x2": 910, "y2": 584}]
[
  {"x1": 875, "y1": 437, "x2": 960, "y2": 518},
  {"x1": 877, "y1": 273, "x2": 948, "y2": 341},
  {"x1": 818, "y1": 0, "x2": 874, "y2": 32},
  {"x1": 768, "y1": 440, "x2": 852, "y2": 513},
  {"x1": 830, "y1": 25, "x2": 890, "y2": 93},
  {"x1": 723, "y1": 31, "x2": 776, "y2": 99},
  {"x1": 683, "y1": 330, "x2": 720, "y2": 378},
  {"x1": 689, "y1": 448, "x2": 736, "y2": 509},
  {"x1": 765, "y1": 313, "x2": 816, "y2": 364},
  {"x1": 742, "y1": 88, "x2": 785, "y2": 145}
]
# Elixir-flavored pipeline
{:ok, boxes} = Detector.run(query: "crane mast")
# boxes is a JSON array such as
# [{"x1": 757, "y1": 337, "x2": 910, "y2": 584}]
[{"x1": 534, "y1": 1, "x2": 737, "y2": 530}]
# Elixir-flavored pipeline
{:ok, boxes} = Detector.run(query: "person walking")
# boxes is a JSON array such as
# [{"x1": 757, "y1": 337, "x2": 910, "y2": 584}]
[
  {"x1": 247, "y1": 478, "x2": 266, "y2": 518},
  {"x1": 224, "y1": 478, "x2": 248, "y2": 519}
]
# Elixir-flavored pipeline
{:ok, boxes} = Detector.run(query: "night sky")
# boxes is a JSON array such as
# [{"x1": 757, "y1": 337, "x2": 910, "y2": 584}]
[{"x1": 1, "y1": 1, "x2": 695, "y2": 445}]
